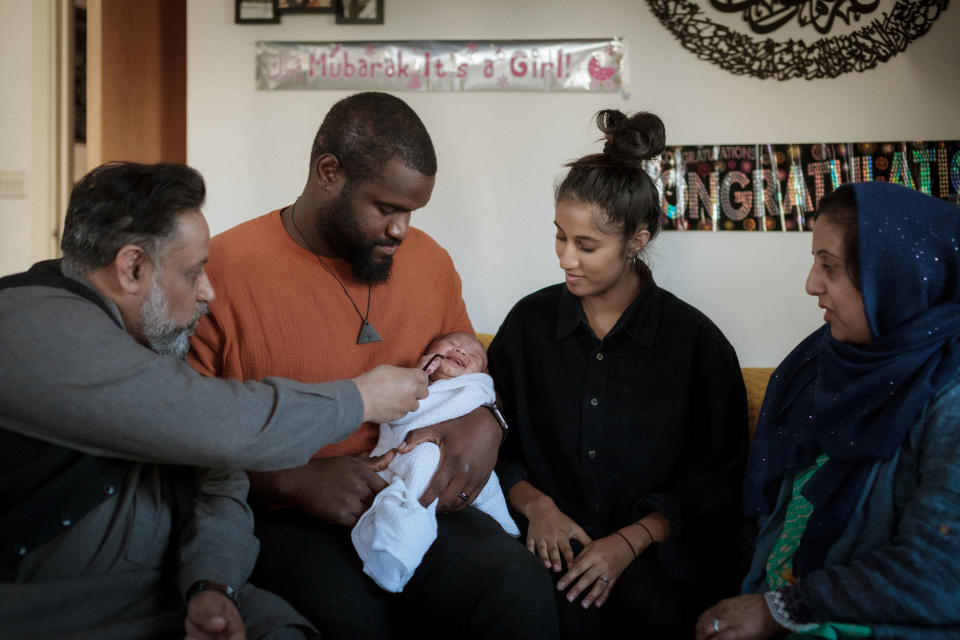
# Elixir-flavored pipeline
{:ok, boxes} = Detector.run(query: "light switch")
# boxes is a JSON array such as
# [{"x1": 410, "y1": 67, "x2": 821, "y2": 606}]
[{"x1": 0, "y1": 172, "x2": 27, "y2": 199}]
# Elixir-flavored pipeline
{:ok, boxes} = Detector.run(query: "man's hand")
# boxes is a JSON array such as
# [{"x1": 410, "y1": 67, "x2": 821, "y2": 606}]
[
  {"x1": 352, "y1": 365, "x2": 429, "y2": 424},
  {"x1": 293, "y1": 452, "x2": 396, "y2": 526},
  {"x1": 695, "y1": 594, "x2": 786, "y2": 640},
  {"x1": 185, "y1": 590, "x2": 245, "y2": 640},
  {"x1": 398, "y1": 406, "x2": 501, "y2": 511}
]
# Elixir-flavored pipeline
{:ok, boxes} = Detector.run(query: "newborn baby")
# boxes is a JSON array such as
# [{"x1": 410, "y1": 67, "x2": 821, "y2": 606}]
[
  {"x1": 418, "y1": 331, "x2": 488, "y2": 380},
  {"x1": 351, "y1": 332, "x2": 519, "y2": 592}
]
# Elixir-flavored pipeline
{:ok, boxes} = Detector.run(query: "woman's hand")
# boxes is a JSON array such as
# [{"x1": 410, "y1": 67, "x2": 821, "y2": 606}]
[
  {"x1": 696, "y1": 594, "x2": 786, "y2": 640},
  {"x1": 557, "y1": 533, "x2": 636, "y2": 609},
  {"x1": 524, "y1": 493, "x2": 592, "y2": 572}
]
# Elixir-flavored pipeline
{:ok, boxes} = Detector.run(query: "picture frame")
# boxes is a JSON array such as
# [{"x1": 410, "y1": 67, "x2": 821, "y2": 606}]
[
  {"x1": 336, "y1": 0, "x2": 384, "y2": 24},
  {"x1": 235, "y1": 0, "x2": 280, "y2": 24},
  {"x1": 279, "y1": 0, "x2": 335, "y2": 13}
]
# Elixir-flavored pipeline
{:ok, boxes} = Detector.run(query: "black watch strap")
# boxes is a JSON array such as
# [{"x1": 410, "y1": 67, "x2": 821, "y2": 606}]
[{"x1": 185, "y1": 580, "x2": 241, "y2": 611}]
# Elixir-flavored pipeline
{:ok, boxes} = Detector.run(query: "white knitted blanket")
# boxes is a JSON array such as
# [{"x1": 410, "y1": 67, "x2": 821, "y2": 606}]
[{"x1": 351, "y1": 373, "x2": 519, "y2": 592}]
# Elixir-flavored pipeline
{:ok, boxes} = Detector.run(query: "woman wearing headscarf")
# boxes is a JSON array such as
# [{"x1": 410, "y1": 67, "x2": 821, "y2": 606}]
[{"x1": 697, "y1": 182, "x2": 960, "y2": 639}]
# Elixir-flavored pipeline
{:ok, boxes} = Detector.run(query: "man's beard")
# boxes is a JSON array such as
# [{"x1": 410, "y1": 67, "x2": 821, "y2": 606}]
[
  {"x1": 319, "y1": 186, "x2": 399, "y2": 284},
  {"x1": 139, "y1": 274, "x2": 208, "y2": 359}
]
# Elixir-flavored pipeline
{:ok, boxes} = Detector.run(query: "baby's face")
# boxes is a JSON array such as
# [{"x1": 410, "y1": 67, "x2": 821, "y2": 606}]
[{"x1": 422, "y1": 333, "x2": 487, "y2": 380}]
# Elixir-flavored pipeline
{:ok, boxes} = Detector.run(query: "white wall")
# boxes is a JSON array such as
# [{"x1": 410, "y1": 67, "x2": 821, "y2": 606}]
[
  {"x1": 0, "y1": 1, "x2": 63, "y2": 277},
  {"x1": 187, "y1": 0, "x2": 960, "y2": 366},
  {"x1": 0, "y1": 1, "x2": 34, "y2": 276}
]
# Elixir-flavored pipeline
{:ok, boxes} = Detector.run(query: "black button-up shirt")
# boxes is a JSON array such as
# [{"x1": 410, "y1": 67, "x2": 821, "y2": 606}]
[{"x1": 489, "y1": 282, "x2": 748, "y2": 583}]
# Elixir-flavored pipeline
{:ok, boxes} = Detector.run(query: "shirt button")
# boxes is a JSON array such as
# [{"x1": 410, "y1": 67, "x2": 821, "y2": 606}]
[
  {"x1": 17, "y1": 545, "x2": 28, "y2": 556},
  {"x1": 587, "y1": 450, "x2": 597, "y2": 458},
  {"x1": 596, "y1": 353, "x2": 604, "y2": 361},
  {"x1": 590, "y1": 398, "x2": 598, "y2": 406},
  {"x1": 60, "y1": 515, "x2": 72, "y2": 527},
  {"x1": 103, "y1": 484, "x2": 116, "y2": 496}
]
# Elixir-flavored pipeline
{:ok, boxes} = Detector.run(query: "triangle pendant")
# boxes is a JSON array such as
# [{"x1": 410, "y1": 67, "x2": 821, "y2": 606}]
[{"x1": 356, "y1": 320, "x2": 383, "y2": 345}]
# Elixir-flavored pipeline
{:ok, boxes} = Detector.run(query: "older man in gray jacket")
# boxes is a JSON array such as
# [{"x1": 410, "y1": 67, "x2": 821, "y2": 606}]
[{"x1": 0, "y1": 162, "x2": 428, "y2": 639}]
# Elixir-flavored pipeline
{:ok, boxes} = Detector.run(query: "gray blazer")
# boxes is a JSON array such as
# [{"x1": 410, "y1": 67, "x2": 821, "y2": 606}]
[{"x1": 0, "y1": 269, "x2": 363, "y2": 638}]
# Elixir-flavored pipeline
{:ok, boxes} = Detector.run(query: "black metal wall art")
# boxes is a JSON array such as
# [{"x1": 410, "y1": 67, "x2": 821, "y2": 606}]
[{"x1": 645, "y1": 0, "x2": 949, "y2": 80}]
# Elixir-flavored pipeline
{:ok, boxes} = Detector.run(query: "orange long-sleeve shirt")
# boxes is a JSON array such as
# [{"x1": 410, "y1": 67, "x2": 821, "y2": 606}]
[{"x1": 189, "y1": 209, "x2": 473, "y2": 458}]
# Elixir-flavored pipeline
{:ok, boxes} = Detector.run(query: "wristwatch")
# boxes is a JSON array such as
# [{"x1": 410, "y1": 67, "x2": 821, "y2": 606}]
[
  {"x1": 481, "y1": 402, "x2": 509, "y2": 440},
  {"x1": 185, "y1": 580, "x2": 241, "y2": 611}
]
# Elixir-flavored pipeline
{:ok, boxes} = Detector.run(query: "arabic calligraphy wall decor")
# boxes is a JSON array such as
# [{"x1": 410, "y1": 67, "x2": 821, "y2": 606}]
[
  {"x1": 648, "y1": 140, "x2": 959, "y2": 231},
  {"x1": 645, "y1": 0, "x2": 949, "y2": 80},
  {"x1": 708, "y1": 0, "x2": 882, "y2": 35}
]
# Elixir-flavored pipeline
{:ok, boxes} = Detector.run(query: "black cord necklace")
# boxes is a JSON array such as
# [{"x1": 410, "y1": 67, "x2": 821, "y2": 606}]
[{"x1": 289, "y1": 199, "x2": 382, "y2": 345}]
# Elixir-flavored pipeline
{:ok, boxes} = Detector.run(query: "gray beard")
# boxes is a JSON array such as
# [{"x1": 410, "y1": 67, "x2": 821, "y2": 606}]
[{"x1": 139, "y1": 276, "x2": 208, "y2": 359}]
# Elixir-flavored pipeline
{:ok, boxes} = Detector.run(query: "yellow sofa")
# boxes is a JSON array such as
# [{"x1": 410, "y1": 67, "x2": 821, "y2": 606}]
[
  {"x1": 476, "y1": 332, "x2": 772, "y2": 442},
  {"x1": 742, "y1": 368, "x2": 774, "y2": 442}
]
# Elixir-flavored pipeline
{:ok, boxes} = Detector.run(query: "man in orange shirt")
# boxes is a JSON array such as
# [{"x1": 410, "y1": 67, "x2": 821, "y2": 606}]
[{"x1": 190, "y1": 92, "x2": 557, "y2": 639}]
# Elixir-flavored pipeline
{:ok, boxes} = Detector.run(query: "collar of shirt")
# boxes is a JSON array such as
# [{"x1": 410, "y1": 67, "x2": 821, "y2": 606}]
[
  {"x1": 60, "y1": 260, "x2": 128, "y2": 330},
  {"x1": 554, "y1": 281, "x2": 661, "y2": 347}
]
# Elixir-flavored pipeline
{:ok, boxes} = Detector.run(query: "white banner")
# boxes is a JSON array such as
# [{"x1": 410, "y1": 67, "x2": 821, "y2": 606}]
[{"x1": 256, "y1": 39, "x2": 626, "y2": 93}]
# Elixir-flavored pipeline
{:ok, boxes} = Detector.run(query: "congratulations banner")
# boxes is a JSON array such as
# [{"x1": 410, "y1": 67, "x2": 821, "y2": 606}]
[
  {"x1": 256, "y1": 39, "x2": 626, "y2": 92},
  {"x1": 653, "y1": 141, "x2": 960, "y2": 231}
]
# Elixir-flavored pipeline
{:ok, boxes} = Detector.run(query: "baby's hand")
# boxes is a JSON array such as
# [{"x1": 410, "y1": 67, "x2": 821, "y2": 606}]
[{"x1": 417, "y1": 353, "x2": 444, "y2": 377}]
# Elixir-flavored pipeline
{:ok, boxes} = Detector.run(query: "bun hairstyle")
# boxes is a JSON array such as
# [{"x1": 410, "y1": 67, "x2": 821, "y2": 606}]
[
  {"x1": 599, "y1": 110, "x2": 665, "y2": 170},
  {"x1": 556, "y1": 109, "x2": 665, "y2": 277}
]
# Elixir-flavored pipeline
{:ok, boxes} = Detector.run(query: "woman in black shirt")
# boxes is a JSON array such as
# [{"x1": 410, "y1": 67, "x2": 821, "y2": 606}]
[{"x1": 488, "y1": 110, "x2": 748, "y2": 638}]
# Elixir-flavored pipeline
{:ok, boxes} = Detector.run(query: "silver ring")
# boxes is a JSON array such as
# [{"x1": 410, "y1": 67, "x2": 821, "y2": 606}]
[
  {"x1": 599, "y1": 576, "x2": 610, "y2": 584},
  {"x1": 457, "y1": 492, "x2": 469, "y2": 501},
  {"x1": 713, "y1": 619, "x2": 721, "y2": 633}
]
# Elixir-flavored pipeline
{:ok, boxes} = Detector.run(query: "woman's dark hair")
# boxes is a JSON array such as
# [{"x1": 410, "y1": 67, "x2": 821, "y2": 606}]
[
  {"x1": 812, "y1": 184, "x2": 861, "y2": 290},
  {"x1": 556, "y1": 110, "x2": 665, "y2": 276},
  {"x1": 310, "y1": 92, "x2": 437, "y2": 184},
  {"x1": 60, "y1": 162, "x2": 206, "y2": 273}
]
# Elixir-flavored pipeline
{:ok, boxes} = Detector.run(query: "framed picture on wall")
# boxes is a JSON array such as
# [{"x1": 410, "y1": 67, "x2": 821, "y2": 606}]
[
  {"x1": 235, "y1": 0, "x2": 280, "y2": 24},
  {"x1": 279, "y1": 0, "x2": 335, "y2": 13},
  {"x1": 336, "y1": 0, "x2": 384, "y2": 24}
]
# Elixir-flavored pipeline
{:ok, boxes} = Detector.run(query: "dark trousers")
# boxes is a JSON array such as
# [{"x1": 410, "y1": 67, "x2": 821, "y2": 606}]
[
  {"x1": 254, "y1": 507, "x2": 559, "y2": 640},
  {"x1": 552, "y1": 547, "x2": 700, "y2": 640}
]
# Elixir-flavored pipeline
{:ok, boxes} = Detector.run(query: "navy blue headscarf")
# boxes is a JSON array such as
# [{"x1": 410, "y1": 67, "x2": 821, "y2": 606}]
[{"x1": 745, "y1": 181, "x2": 960, "y2": 577}]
